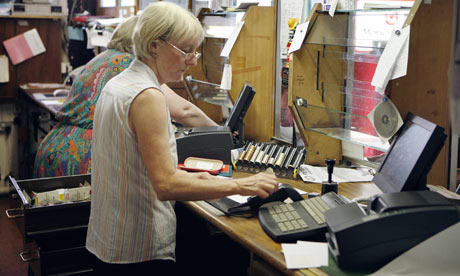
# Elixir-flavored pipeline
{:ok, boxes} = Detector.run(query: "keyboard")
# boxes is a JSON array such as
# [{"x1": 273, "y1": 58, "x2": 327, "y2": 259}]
[{"x1": 258, "y1": 192, "x2": 349, "y2": 243}]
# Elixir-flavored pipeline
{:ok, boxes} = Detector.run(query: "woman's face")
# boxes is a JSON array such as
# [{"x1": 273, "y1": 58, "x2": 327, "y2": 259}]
[{"x1": 154, "y1": 37, "x2": 201, "y2": 84}]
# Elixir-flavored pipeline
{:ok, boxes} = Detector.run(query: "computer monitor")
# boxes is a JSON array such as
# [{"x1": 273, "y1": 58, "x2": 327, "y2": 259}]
[
  {"x1": 224, "y1": 83, "x2": 256, "y2": 147},
  {"x1": 372, "y1": 112, "x2": 447, "y2": 193}
]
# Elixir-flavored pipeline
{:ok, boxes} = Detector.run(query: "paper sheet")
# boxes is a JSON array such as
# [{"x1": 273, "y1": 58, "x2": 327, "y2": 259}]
[
  {"x1": 298, "y1": 164, "x2": 373, "y2": 183},
  {"x1": 0, "y1": 55, "x2": 9, "y2": 83},
  {"x1": 3, "y1": 28, "x2": 46, "y2": 65},
  {"x1": 371, "y1": 26, "x2": 410, "y2": 94},
  {"x1": 329, "y1": 0, "x2": 338, "y2": 17},
  {"x1": 220, "y1": 64, "x2": 232, "y2": 90},
  {"x1": 369, "y1": 222, "x2": 460, "y2": 276},
  {"x1": 88, "y1": 29, "x2": 113, "y2": 48},
  {"x1": 282, "y1": 241, "x2": 328, "y2": 269},
  {"x1": 279, "y1": 0, "x2": 304, "y2": 59},
  {"x1": 227, "y1": 188, "x2": 307, "y2": 204},
  {"x1": 221, "y1": 21, "x2": 244, "y2": 58},
  {"x1": 288, "y1": 21, "x2": 309, "y2": 54}
]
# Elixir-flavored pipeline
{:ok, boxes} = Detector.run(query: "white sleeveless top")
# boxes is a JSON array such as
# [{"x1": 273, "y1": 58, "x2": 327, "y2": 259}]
[{"x1": 86, "y1": 59, "x2": 178, "y2": 263}]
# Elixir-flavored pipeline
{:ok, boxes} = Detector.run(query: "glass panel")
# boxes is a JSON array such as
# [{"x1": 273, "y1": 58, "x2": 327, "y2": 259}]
[
  {"x1": 184, "y1": 77, "x2": 233, "y2": 108},
  {"x1": 200, "y1": 38, "x2": 227, "y2": 84},
  {"x1": 294, "y1": 101, "x2": 390, "y2": 152}
]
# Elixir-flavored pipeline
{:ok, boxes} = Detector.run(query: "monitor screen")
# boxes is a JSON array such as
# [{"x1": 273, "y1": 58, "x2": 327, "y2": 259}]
[
  {"x1": 372, "y1": 112, "x2": 447, "y2": 193},
  {"x1": 224, "y1": 83, "x2": 256, "y2": 133}
]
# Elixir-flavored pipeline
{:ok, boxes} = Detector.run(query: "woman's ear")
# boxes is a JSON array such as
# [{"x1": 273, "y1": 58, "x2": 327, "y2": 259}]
[{"x1": 149, "y1": 39, "x2": 161, "y2": 57}]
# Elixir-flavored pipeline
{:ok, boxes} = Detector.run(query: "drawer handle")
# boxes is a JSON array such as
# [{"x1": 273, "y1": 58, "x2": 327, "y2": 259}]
[
  {"x1": 19, "y1": 250, "x2": 40, "y2": 262},
  {"x1": 5, "y1": 208, "x2": 24, "y2": 219}
]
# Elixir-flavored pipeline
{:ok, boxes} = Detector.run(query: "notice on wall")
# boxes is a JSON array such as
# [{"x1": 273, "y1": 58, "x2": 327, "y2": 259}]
[
  {"x1": 3, "y1": 28, "x2": 46, "y2": 65},
  {"x1": 0, "y1": 55, "x2": 9, "y2": 83},
  {"x1": 279, "y1": 0, "x2": 304, "y2": 59},
  {"x1": 371, "y1": 25, "x2": 410, "y2": 94},
  {"x1": 288, "y1": 21, "x2": 309, "y2": 54}
]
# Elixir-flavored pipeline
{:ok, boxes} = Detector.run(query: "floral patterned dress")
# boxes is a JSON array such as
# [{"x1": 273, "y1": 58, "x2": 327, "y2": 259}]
[{"x1": 33, "y1": 50, "x2": 134, "y2": 177}]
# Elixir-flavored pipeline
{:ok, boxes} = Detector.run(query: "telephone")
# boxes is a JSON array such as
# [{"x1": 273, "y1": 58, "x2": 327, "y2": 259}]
[
  {"x1": 324, "y1": 190, "x2": 460, "y2": 269},
  {"x1": 227, "y1": 183, "x2": 304, "y2": 214}
]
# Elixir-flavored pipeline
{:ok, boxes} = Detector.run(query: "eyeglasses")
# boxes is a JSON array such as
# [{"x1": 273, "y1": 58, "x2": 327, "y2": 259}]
[{"x1": 162, "y1": 39, "x2": 201, "y2": 61}]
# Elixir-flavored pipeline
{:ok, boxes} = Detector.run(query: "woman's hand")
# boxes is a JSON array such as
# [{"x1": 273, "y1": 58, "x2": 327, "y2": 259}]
[{"x1": 234, "y1": 172, "x2": 279, "y2": 198}]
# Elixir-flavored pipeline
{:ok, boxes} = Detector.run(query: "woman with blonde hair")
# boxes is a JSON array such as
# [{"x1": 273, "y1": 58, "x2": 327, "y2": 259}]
[{"x1": 86, "y1": 2, "x2": 278, "y2": 275}]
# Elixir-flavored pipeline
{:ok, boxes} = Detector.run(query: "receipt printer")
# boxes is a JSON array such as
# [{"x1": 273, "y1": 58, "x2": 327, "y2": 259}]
[{"x1": 176, "y1": 126, "x2": 233, "y2": 164}]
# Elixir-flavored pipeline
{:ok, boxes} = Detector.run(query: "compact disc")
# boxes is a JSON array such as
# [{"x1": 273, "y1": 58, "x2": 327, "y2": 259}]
[{"x1": 372, "y1": 99, "x2": 400, "y2": 139}]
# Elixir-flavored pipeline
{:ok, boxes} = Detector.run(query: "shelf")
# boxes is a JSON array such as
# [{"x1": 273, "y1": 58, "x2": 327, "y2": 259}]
[
  {"x1": 316, "y1": 8, "x2": 412, "y2": 14},
  {"x1": 308, "y1": 127, "x2": 389, "y2": 152},
  {"x1": 293, "y1": 101, "x2": 389, "y2": 152},
  {"x1": 305, "y1": 9, "x2": 411, "y2": 48}
]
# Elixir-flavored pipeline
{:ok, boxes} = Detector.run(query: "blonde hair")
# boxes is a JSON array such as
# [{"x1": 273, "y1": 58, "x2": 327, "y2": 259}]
[
  {"x1": 133, "y1": 2, "x2": 204, "y2": 60},
  {"x1": 107, "y1": 16, "x2": 138, "y2": 53}
]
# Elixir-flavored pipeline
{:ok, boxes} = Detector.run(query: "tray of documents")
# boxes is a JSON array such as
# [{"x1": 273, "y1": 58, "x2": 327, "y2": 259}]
[{"x1": 7, "y1": 174, "x2": 93, "y2": 276}]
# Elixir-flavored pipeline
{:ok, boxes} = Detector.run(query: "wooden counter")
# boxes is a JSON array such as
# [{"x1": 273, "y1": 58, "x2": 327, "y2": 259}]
[{"x1": 183, "y1": 172, "x2": 382, "y2": 275}]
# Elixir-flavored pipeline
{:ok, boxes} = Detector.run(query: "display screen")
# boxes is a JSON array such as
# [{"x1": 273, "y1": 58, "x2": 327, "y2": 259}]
[
  {"x1": 372, "y1": 113, "x2": 446, "y2": 193},
  {"x1": 224, "y1": 84, "x2": 256, "y2": 133}
]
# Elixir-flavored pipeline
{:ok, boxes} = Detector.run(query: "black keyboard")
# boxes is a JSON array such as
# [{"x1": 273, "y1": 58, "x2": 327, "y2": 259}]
[{"x1": 258, "y1": 192, "x2": 349, "y2": 243}]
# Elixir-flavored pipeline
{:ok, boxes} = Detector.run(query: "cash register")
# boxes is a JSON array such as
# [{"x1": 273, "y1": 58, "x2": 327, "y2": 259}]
[
  {"x1": 176, "y1": 83, "x2": 255, "y2": 164},
  {"x1": 254, "y1": 112, "x2": 459, "y2": 269}
]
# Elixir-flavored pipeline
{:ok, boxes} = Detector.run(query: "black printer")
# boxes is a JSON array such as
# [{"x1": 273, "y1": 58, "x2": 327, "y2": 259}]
[{"x1": 176, "y1": 126, "x2": 233, "y2": 164}]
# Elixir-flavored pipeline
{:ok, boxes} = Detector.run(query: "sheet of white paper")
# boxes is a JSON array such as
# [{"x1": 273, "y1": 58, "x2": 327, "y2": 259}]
[
  {"x1": 221, "y1": 21, "x2": 244, "y2": 58},
  {"x1": 220, "y1": 64, "x2": 232, "y2": 90},
  {"x1": 0, "y1": 55, "x2": 9, "y2": 83},
  {"x1": 371, "y1": 26, "x2": 410, "y2": 94},
  {"x1": 85, "y1": 28, "x2": 94, "y2": 49},
  {"x1": 282, "y1": 241, "x2": 328, "y2": 269},
  {"x1": 227, "y1": 194, "x2": 249, "y2": 204},
  {"x1": 279, "y1": 0, "x2": 304, "y2": 59},
  {"x1": 89, "y1": 29, "x2": 113, "y2": 48},
  {"x1": 369, "y1": 222, "x2": 460, "y2": 276},
  {"x1": 42, "y1": 100, "x2": 63, "y2": 106},
  {"x1": 390, "y1": 27, "x2": 410, "y2": 80},
  {"x1": 298, "y1": 165, "x2": 373, "y2": 183},
  {"x1": 329, "y1": 0, "x2": 338, "y2": 17},
  {"x1": 24, "y1": 28, "x2": 46, "y2": 56},
  {"x1": 288, "y1": 21, "x2": 309, "y2": 54},
  {"x1": 227, "y1": 187, "x2": 307, "y2": 204}
]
